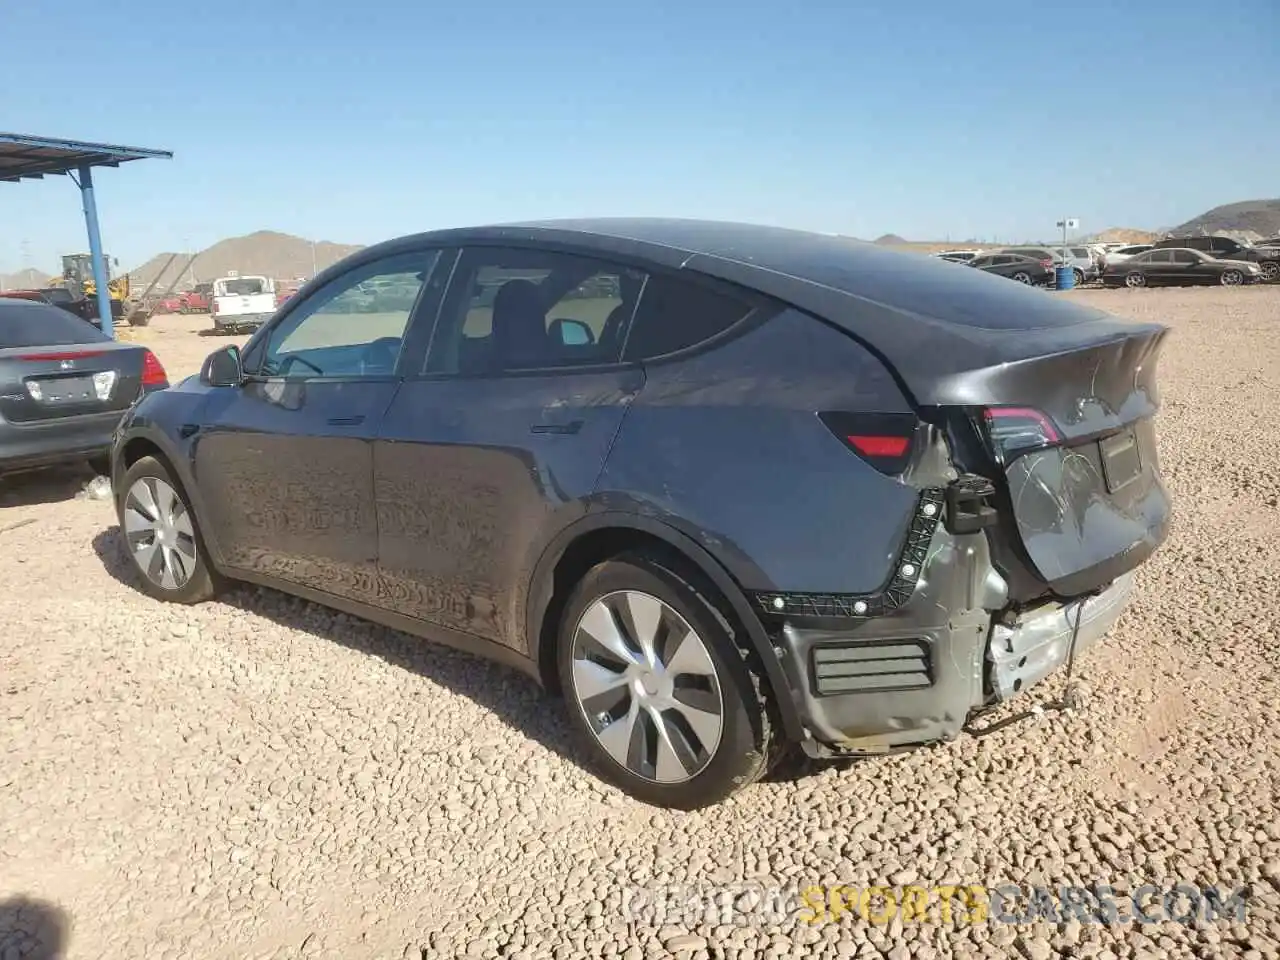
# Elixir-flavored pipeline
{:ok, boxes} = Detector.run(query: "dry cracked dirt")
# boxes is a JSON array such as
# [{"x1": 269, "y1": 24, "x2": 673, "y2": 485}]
[{"x1": 2, "y1": 290, "x2": 1278, "y2": 960}]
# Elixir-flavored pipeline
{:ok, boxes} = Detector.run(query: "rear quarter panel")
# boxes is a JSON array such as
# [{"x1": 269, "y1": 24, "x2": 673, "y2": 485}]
[{"x1": 596, "y1": 308, "x2": 922, "y2": 594}]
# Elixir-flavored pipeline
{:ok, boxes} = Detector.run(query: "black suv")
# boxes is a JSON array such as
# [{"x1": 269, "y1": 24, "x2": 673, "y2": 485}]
[
  {"x1": 1152, "y1": 236, "x2": 1280, "y2": 280},
  {"x1": 110, "y1": 219, "x2": 1172, "y2": 808}
]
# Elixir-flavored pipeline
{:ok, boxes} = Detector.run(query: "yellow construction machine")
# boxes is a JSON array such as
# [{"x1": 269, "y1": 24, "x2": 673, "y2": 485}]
[{"x1": 50, "y1": 253, "x2": 140, "y2": 324}]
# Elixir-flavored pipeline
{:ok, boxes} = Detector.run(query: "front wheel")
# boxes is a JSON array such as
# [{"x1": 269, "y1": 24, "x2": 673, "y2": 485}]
[
  {"x1": 1259, "y1": 261, "x2": 1279, "y2": 282},
  {"x1": 1012, "y1": 271, "x2": 1032, "y2": 284},
  {"x1": 116, "y1": 456, "x2": 219, "y2": 604},
  {"x1": 1073, "y1": 268, "x2": 1086, "y2": 287},
  {"x1": 1125, "y1": 271, "x2": 1146, "y2": 288},
  {"x1": 556, "y1": 551, "x2": 777, "y2": 809},
  {"x1": 1220, "y1": 269, "x2": 1244, "y2": 286}
]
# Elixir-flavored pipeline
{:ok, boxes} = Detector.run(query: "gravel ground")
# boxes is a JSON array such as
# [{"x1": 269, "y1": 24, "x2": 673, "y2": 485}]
[{"x1": 2, "y1": 290, "x2": 1278, "y2": 959}]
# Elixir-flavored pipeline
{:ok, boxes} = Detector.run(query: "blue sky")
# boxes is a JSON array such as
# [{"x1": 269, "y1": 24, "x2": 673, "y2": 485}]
[{"x1": 2, "y1": 0, "x2": 1276, "y2": 273}]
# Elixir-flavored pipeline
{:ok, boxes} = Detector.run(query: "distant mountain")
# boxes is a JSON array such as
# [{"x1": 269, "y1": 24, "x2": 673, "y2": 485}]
[
  {"x1": 0, "y1": 267, "x2": 48, "y2": 291},
  {"x1": 128, "y1": 231, "x2": 365, "y2": 294},
  {"x1": 873, "y1": 233, "x2": 908, "y2": 245},
  {"x1": 1170, "y1": 199, "x2": 1280, "y2": 239},
  {"x1": 1090, "y1": 227, "x2": 1160, "y2": 244}
]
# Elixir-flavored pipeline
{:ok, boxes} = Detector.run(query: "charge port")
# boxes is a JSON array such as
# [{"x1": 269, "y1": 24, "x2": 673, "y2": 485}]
[{"x1": 944, "y1": 474, "x2": 999, "y2": 534}]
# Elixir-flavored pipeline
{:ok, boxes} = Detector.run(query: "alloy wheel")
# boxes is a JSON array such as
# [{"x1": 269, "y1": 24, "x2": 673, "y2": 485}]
[
  {"x1": 1221, "y1": 270, "x2": 1243, "y2": 286},
  {"x1": 1013, "y1": 272, "x2": 1032, "y2": 284},
  {"x1": 570, "y1": 590, "x2": 724, "y2": 784},
  {"x1": 1125, "y1": 272, "x2": 1146, "y2": 288},
  {"x1": 1259, "y1": 262, "x2": 1279, "y2": 282},
  {"x1": 123, "y1": 476, "x2": 198, "y2": 590}
]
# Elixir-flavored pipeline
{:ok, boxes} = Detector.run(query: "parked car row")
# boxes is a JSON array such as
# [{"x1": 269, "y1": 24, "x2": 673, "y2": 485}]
[{"x1": 937, "y1": 234, "x2": 1279, "y2": 289}]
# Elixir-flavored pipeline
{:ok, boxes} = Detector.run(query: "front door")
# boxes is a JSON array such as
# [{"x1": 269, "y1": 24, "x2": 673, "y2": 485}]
[
  {"x1": 374, "y1": 245, "x2": 646, "y2": 653},
  {"x1": 192, "y1": 249, "x2": 443, "y2": 603}
]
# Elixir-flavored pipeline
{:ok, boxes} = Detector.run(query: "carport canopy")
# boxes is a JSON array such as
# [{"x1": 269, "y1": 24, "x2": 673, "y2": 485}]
[{"x1": 0, "y1": 132, "x2": 173, "y2": 337}]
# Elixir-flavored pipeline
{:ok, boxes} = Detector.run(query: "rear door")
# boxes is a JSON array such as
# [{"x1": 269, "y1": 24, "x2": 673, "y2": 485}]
[
  {"x1": 1170, "y1": 248, "x2": 1211, "y2": 281},
  {"x1": 374, "y1": 246, "x2": 646, "y2": 651},
  {"x1": 192, "y1": 250, "x2": 443, "y2": 603}
]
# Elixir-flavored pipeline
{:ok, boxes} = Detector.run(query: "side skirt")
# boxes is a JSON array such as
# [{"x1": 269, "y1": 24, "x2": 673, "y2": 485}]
[{"x1": 221, "y1": 566, "x2": 545, "y2": 684}]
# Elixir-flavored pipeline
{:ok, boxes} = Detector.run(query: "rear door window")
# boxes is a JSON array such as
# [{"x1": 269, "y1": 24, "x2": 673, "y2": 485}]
[
  {"x1": 425, "y1": 247, "x2": 641, "y2": 375},
  {"x1": 1148, "y1": 250, "x2": 1174, "y2": 263},
  {"x1": 621, "y1": 274, "x2": 755, "y2": 362}
]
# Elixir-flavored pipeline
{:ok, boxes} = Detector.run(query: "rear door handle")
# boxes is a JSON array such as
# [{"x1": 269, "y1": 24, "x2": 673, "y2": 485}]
[
  {"x1": 530, "y1": 419, "x2": 583, "y2": 435},
  {"x1": 327, "y1": 415, "x2": 365, "y2": 426}
]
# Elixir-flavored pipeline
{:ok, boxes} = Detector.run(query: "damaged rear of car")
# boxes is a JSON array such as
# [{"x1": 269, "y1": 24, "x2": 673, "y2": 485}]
[{"x1": 668, "y1": 229, "x2": 1172, "y2": 757}]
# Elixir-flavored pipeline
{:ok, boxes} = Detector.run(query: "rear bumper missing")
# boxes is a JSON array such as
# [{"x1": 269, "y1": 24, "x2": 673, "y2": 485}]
[
  {"x1": 758, "y1": 519, "x2": 1139, "y2": 760},
  {"x1": 987, "y1": 573, "x2": 1134, "y2": 700}
]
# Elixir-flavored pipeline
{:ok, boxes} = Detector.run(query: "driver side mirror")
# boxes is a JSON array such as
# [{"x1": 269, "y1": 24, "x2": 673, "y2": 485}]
[{"x1": 201, "y1": 344, "x2": 243, "y2": 387}]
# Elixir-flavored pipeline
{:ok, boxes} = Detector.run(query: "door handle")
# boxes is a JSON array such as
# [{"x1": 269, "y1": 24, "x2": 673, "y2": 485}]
[
  {"x1": 530, "y1": 419, "x2": 583, "y2": 435},
  {"x1": 327, "y1": 415, "x2": 365, "y2": 426}
]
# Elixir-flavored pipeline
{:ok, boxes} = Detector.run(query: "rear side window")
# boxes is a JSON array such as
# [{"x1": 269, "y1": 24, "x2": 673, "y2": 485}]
[
  {"x1": 1171, "y1": 250, "x2": 1199, "y2": 264},
  {"x1": 0, "y1": 301, "x2": 108, "y2": 348},
  {"x1": 1149, "y1": 250, "x2": 1174, "y2": 263},
  {"x1": 622, "y1": 274, "x2": 754, "y2": 362}
]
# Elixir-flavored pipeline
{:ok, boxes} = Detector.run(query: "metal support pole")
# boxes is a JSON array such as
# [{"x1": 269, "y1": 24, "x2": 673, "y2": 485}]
[{"x1": 78, "y1": 164, "x2": 114, "y2": 338}]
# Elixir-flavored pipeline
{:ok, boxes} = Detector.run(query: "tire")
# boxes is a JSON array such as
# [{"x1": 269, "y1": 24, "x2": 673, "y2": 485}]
[
  {"x1": 1012, "y1": 271, "x2": 1032, "y2": 284},
  {"x1": 1260, "y1": 261, "x2": 1279, "y2": 282},
  {"x1": 1220, "y1": 269, "x2": 1244, "y2": 286},
  {"x1": 116, "y1": 455, "x2": 219, "y2": 604},
  {"x1": 1073, "y1": 268, "x2": 1085, "y2": 287},
  {"x1": 1125, "y1": 271, "x2": 1146, "y2": 288},
  {"x1": 556, "y1": 550, "x2": 778, "y2": 809}
]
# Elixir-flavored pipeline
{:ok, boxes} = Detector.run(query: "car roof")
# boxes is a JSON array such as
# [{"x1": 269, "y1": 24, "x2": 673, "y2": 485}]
[{"x1": 338, "y1": 217, "x2": 1143, "y2": 402}]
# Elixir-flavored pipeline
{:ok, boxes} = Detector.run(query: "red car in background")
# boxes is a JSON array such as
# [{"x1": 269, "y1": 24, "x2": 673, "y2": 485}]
[{"x1": 156, "y1": 282, "x2": 214, "y2": 315}]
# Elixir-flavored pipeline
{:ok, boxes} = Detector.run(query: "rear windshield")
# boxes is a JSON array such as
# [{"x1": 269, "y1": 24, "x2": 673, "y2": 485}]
[
  {"x1": 217, "y1": 278, "x2": 267, "y2": 296},
  {"x1": 0, "y1": 301, "x2": 109, "y2": 348}
]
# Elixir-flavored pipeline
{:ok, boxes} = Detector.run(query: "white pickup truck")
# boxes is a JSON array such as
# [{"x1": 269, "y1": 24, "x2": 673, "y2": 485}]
[{"x1": 210, "y1": 275, "x2": 277, "y2": 332}]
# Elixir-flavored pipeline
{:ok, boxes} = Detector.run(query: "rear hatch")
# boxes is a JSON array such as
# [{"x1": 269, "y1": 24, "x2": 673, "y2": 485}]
[
  {"x1": 680, "y1": 241, "x2": 1172, "y2": 601},
  {"x1": 0, "y1": 342, "x2": 147, "y2": 424}
]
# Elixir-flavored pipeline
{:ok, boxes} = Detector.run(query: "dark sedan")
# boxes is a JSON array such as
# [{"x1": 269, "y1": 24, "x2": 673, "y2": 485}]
[
  {"x1": 0, "y1": 298, "x2": 168, "y2": 476},
  {"x1": 966, "y1": 252, "x2": 1054, "y2": 285},
  {"x1": 1102, "y1": 247, "x2": 1263, "y2": 288},
  {"x1": 110, "y1": 219, "x2": 1171, "y2": 809}
]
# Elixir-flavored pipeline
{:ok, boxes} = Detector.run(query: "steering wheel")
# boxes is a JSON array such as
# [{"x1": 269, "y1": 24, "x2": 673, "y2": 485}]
[
  {"x1": 359, "y1": 336, "x2": 401, "y2": 375},
  {"x1": 277, "y1": 354, "x2": 324, "y2": 377}
]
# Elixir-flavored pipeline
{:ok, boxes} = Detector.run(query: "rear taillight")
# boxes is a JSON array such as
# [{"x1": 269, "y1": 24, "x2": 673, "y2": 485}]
[
  {"x1": 982, "y1": 406, "x2": 1061, "y2": 464},
  {"x1": 819, "y1": 411, "x2": 917, "y2": 474},
  {"x1": 141, "y1": 349, "x2": 168, "y2": 387},
  {"x1": 1040, "y1": 258, "x2": 1053, "y2": 269},
  {"x1": 210, "y1": 300, "x2": 219, "y2": 315},
  {"x1": 18, "y1": 349, "x2": 106, "y2": 361}
]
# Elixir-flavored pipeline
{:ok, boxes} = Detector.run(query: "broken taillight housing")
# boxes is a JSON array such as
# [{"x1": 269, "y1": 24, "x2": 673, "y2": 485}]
[
  {"x1": 982, "y1": 406, "x2": 1062, "y2": 464},
  {"x1": 819, "y1": 411, "x2": 918, "y2": 475}
]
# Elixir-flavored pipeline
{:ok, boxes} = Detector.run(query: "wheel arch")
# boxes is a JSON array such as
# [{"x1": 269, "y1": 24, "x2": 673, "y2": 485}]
[
  {"x1": 525, "y1": 512, "x2": 804, "y2": 741},
  {"x1": 113, "y1": 424, "x2": 226, "y2": 568}
]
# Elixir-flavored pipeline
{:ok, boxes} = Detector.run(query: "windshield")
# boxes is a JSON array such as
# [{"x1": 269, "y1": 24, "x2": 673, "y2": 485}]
[{"x1": 217, "y1": 277, "x2": 267, "y2": 296}]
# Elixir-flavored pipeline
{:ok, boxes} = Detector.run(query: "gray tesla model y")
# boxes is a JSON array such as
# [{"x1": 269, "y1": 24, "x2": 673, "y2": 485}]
[{"x1": 109, "y1": 219, "x2": 1171, "y2": 809}]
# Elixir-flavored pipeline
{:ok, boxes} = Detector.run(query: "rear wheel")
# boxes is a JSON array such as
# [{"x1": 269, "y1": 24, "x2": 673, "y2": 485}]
[
  {"x1": 117, "y1": 456, "x2": 218, "y2": 604},
  {"x1": 1260, "y1": 261, "x2": 1279, "y2": 282},
  {"x1": 1072, "y1": 268, "x2": 1085, "y2": 287},
  {"x1": 556, "y1": 551, "x2": 777, "y2": 809},
  {"x1": 1012, "y1": 271, "x2": 1032, "y2": 284},
  {"x1": 1125, "y1": 271, "x2": 1146, "y2": 288},
  {"x1": 1220, "y1": 269, "x2": 1244, "y2": 286}
]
